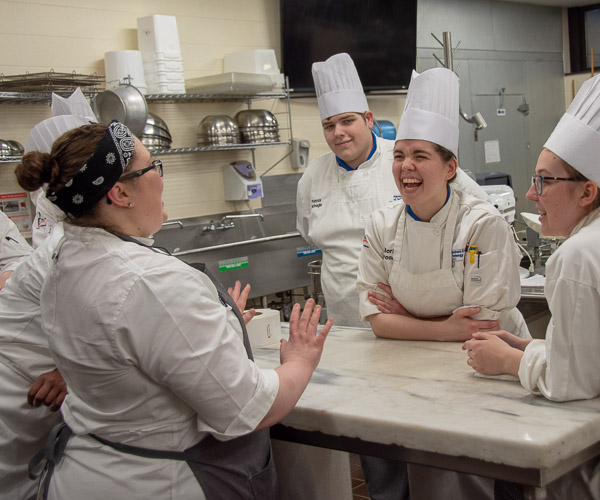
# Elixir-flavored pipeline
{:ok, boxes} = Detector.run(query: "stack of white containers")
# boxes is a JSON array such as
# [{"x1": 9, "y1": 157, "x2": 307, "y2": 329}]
[{"x1": 137, "y1": 15, "x2": 186, "y2": 94}]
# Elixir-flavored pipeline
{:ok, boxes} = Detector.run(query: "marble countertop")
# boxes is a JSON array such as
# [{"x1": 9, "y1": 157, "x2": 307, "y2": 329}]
[{"x1": 254, "y1": 325, "x2": 600, "y2": 480}]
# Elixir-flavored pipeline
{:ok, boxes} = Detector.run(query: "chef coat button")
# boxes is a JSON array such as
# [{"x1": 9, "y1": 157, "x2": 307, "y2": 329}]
[
  {"x1": 434, "y1": 228, "x2": 441, "y2": 236},
  {"x1": 363, "y1": 172, "x2": 369, "y2": 178}
]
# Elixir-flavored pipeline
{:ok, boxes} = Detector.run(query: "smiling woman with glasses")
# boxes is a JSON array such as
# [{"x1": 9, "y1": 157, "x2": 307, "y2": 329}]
[
  {"x1": 13, "y1": 120, "x2": 332, "y2": 500},
  {"x1": 530, "y1": 173, "x2": 584, "y2": 196},
  {"x1": 464, "y1": 74, "x2": 600, "y2": 500}
]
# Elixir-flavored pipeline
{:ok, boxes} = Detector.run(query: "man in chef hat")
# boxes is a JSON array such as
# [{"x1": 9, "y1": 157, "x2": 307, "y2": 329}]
[
  {"x1": 297, "y1": 53, "x2": 398, "y2": 329},
  {"x1": 296, "y1": 52, "x2": 413, "y2": 500}
]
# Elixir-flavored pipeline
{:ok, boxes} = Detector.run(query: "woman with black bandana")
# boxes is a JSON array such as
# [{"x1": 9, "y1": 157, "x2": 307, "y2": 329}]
[{"x1": 17, "y1": 122, "x2": 332, "y2": 499}]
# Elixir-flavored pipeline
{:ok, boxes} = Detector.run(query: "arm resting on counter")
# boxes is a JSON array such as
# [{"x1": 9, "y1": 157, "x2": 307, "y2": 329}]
[
  {"x1": 368, "y1": 306, "x2": 500, "y2": 342},
  {"x1": 256, "y1": 299, "x2": 332, "y2": 430}
]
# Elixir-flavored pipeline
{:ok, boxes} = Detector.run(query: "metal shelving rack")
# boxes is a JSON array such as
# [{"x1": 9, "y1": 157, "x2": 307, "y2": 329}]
[{"x1": 0, "y1": 82, "x2": 294, "y2": 168}]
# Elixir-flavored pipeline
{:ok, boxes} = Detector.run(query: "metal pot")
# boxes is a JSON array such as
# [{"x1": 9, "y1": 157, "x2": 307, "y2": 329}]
[{"x1": 92, "y1": 84, "x2": 148, "y2": 136}]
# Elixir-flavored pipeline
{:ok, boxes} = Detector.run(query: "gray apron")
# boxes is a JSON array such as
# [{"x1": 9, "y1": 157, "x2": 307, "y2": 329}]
[{"x1": 30, "y1": 239, "x2": 277, "y2": 500}]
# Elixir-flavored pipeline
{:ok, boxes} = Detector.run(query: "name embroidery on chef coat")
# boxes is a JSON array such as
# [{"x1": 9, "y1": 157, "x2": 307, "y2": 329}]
[
  {"x1": 311, "y1": 198, "x2": 322, "y2": 208},
  {"x1": 451, "y1": 248, "x2": 465, "y2": 268}
]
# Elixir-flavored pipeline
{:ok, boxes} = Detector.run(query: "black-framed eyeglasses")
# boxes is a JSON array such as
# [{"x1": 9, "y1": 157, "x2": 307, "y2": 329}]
[
  {"x1": 531, "y1": 174, "x2": 582, "y2": 196},
  {"x1": 119, "y1": 160, "x2": 163, "y2": 181}
]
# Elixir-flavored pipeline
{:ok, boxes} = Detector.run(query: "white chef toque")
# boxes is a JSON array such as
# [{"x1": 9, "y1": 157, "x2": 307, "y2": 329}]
[
  {"x1": 544, "y1": 74, "x2": 600, "y2": 185},
  {"x1": 25, "y1": 115, "x2": 90, "y2": 154},
  {"x1": 396, "y1": 68, "x2": 460, "y2": 157},
  {"x1": 26, "y1": 89, "x2": 97, "y2": 154},
  {"x1": 312, "y1": 53, "x2": 369, "y2": 121}
]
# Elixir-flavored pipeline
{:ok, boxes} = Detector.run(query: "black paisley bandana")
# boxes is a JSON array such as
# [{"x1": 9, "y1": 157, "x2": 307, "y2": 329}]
[{"x1": 48, "y1": 122, "x2": 135, "y2": 218}]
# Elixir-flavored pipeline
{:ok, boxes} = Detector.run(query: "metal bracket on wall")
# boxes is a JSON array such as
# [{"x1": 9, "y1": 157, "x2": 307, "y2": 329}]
[{"x1": 431, "y1": 31, "x2": 487, "y2": 132}]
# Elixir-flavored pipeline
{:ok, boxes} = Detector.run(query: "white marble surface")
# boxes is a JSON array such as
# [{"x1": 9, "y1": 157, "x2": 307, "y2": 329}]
[{"x1": 254, "y1": 325, "x2": 600, "y2": 472}]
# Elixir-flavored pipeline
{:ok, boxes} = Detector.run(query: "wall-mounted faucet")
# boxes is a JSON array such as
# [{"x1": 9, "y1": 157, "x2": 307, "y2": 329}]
[
  {"x1": 203, "y1": 213, "x2": 264, "y2": 232},
  {"x1": 162, "y1": 220, "x2": 184, "y2": 229}
]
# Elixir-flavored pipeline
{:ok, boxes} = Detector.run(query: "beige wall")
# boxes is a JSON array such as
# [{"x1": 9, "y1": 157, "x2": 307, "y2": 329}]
[{"x1": 0, "y1": 0, "x2": 405, "y2": 220}]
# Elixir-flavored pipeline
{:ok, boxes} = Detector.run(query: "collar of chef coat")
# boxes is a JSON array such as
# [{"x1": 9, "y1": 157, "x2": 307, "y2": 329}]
[
  {"x1": 407, "y1": 185, "x2": 451, "y2": 221},
  {"x1": 335, "y1": 132, "x2": 377, "y2": 171}
]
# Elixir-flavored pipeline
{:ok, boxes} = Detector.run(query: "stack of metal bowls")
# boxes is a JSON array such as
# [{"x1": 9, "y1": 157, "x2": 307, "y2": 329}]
[
  {"x1": 0, "y1": 139, "x2": 24, "y2": 159},
  {"x1": 197, "y1": 115, "x2": 240, "y2": 146},
  {"x1": 234, "y1": 110, "x2": 279, "y2": 144},
  {"x1": 140, "y1": 112, "x2": 172, "y2": 152}
]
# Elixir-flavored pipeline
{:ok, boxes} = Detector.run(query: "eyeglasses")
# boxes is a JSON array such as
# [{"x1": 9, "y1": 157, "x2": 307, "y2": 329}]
[
  {"x1": 531, "y1": 174, "x2": 581, "y2": 196},
  {"x1": 119, "y1": 160, "x2": 163, "y2": 181}
]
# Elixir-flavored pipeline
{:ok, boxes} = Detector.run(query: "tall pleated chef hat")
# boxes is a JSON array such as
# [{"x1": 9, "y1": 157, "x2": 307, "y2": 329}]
[
  {"x1": 25, "y1": 115, "x2": 90, "y2": 154},
  {"x1": 25, "y1": 88, "x2": 97, "y2": 154},
  {"x1": 544, "y1": 74, "x2": 600, "y2": 185},
  {"x1": 312, "y1": 53, "x2": 369, "y2": 121},
  {"x1": 396, "y1": 68, "x2": 460, "y2": 157}
]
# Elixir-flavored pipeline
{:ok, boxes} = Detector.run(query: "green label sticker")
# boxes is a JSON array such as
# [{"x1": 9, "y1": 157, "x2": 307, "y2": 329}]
[{"x1": 218, "y1": 256, "x2": 249, "y2": 272}]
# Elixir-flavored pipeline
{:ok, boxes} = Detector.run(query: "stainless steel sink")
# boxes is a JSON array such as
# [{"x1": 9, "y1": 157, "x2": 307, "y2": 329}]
[{"x1": 152, "y1": 205, "x2": 320, "y2": 298}]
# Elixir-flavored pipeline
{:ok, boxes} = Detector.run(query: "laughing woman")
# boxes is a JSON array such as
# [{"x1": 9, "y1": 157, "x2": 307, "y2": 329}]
[
  {"x1": 355, "y1": 68, "x2": 530, "y2": 500},
  {"x1": 356, "y1": 68, "x2": 529, "y2": 344}
]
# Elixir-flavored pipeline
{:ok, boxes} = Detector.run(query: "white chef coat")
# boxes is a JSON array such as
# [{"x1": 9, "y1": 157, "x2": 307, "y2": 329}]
[
  {"x1": 0, "y1": 210, "x2": 32, "y2": 273},
  {"x1": 519, "y1": 207, "x2": 600, "y2": 401},
  {"x1": 357, "y1": 187, "x2": 529, "y2": 335},
  {"x1": 296, "y1": 134, "x2": 489, "y2": 328},
  {"x1": 41, "y1": 225, "x2": 279, "y2": 499},
  {"x1": 30, "y1": 188, "x2": 64, "y2": 249},
  {"x1": 0, "y1": 225, "x2": 64, "y2": 500},
  {"x1": 357, "y1": 187, "x2": 528, "y2": 500},
  {"x1": 516, "y1": 208, "x2": 600, "y2": 500}
]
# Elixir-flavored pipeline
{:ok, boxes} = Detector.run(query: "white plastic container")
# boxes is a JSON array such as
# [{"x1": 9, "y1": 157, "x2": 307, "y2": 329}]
[
  {"x1": 146, "y1": 81, "x2": 186, "y2": 94},
  {"x1": 137, "y1": 15, "x2": 182, "y2": 57},
  {"x1": 145, "y1": 69, "x2": 185, "y2": 84},
  {"x1": 224, "y1": 49, "x2": 280, "y2": 75},
  {"x1": 245, "y1": 309, "x2": 282, "y2": 349},
  {"x1": 142, "y1": 51, "x2": 183, "y2": 62},
  {"x1": 185, "y1": 72, "x2": 274, "y2": 94},
  {"x1": 143, "y1": 58, "x2": 184, "y2": 72},
  {"x1": 104, "y1": 50, "x2": 147, "y2": 94}
]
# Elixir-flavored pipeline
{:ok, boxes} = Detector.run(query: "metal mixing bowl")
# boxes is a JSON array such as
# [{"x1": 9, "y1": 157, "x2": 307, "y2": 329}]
[
  {"x1": 143, "y1": 123, "x2": 172, "y2": 141},
  {"x1": 198, "y1": 115, "x2": 240, "y2": 145},
  {"x1": 234, "y1": 109, "x2": 278, "y2": 129},
  {"x1": 146, "y1": 112, "x2": 170, "y2": 131},
  {"x1": 6, "y1": 140, "x2": 24, "y2": 154},
  {"x1": 0, "y1": 139, "x2": 14, "y2": 159},
  {"x1": 92, "y1": 85, "x2": 148, "y2": 136}
]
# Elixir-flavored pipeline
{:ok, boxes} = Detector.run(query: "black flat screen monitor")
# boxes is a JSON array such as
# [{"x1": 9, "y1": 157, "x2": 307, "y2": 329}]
[{"x1": 280, "y1": 0, "x2": 417, "y2": 93}]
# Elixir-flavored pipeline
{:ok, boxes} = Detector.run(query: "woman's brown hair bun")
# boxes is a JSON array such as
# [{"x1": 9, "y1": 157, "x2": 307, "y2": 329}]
[{"x1": 15, "y1": 151, "x2": 53, "y2": 192}]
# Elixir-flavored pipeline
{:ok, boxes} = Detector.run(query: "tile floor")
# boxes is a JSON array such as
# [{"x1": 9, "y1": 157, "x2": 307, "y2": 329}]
[{"x1": 350, "y1": 454, "x2": 371, "y2": 500}]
